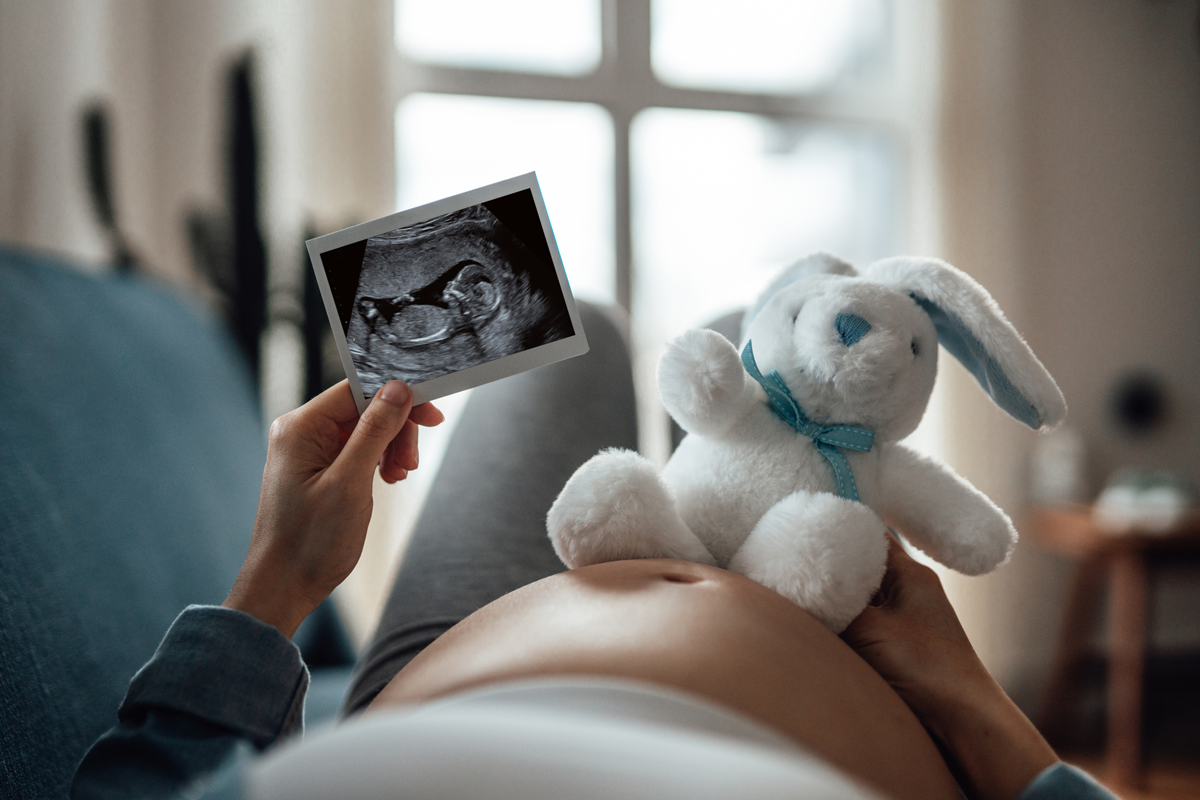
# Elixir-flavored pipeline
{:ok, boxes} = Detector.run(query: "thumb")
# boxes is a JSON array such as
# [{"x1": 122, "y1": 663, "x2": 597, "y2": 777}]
[{"x1": 332, "y1": 381, "x2": 413, "y2": 483}]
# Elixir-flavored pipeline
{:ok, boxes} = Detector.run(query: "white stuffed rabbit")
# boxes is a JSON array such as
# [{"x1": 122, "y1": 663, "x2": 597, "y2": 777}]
[{"x1": 547, "y1": 253, "x2": 1067, "y2": 632}]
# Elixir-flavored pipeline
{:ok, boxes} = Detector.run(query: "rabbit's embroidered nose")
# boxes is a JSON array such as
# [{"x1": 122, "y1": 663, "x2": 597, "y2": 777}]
[{"x1": 835, "y1": 313, "x2": 871, "y2": 346}]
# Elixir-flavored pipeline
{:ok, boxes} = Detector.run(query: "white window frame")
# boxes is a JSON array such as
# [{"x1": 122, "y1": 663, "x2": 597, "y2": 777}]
[{"x1": 391, "y1": 0, "x2": 939, "y2": 312}]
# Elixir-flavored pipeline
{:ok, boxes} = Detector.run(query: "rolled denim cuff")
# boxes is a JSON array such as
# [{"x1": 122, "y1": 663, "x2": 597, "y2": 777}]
[{"x1": 121, "y1": 605, "x2": 309, "y2": 749}]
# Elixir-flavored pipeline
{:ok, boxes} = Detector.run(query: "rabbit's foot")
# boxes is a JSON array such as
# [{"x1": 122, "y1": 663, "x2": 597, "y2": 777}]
[
  {"x1": 728, "y1": 492, "x2": 887, "y2": 632},
  {"x1": 547, "y1": 448, "x2": 716, "y2": 569}
]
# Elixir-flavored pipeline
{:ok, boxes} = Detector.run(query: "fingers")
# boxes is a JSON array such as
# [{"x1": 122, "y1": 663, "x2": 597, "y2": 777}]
[
  {"x1": 301, "y1": 379, "x2": 362, "y2": 427},
  {"x1": 873, "y1": 529, "x2": 941, "y2": 611},
  {"x1": 380, "y1": 420, "x2": 419, "y2": 483},
  {"x1": 331, "y1": 381, "x2": 413, "y2": 485},
  {"x1": 379, "y1": 401, "x2": 440, "y2": 483},
  {"x1": 379, "y1": 438, "x2": 408, "y2": 484},
  {"x1": 410, "y1": 401, "x2": 445, "y2": 427},
  {"x1": 291, "y1": 380, "x2": 441, "y2": 430},
  {"x1": 842, "y1": 593, "x2": 902, "y2": 653},
  {"x1": 872, "y1": 532, "x2": 907, "y2": 605},
  {"x1": 270, "y1": 380, "x2": 356, "y2": 449},
  {"x1": 396, "y1": 418, "x2": 419, "y2": 470}
]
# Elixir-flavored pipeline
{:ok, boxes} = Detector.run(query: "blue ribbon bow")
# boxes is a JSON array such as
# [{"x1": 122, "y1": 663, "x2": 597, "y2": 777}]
[{"x1": 740, "y1": 341, "x2": 875, "y2": 502}]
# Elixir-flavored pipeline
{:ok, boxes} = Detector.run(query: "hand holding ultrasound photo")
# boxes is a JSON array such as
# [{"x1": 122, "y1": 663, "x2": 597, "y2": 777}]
[{"x1": 307, "y1": 174, "x2": 589, "y2": 411}]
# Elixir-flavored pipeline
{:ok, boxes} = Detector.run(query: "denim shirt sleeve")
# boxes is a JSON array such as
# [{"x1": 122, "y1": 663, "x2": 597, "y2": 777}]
[
  {"x1": 70, "y1": 605, "x2": 310, "y2": 800},
  {"x1": 1015, "y1": 762, "x2": 1120, "y2": 800}
]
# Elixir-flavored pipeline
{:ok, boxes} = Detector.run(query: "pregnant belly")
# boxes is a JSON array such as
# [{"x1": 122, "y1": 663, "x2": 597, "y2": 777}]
[{"x1": 368, "y1": 559, "x2": 959, "y2": 800}]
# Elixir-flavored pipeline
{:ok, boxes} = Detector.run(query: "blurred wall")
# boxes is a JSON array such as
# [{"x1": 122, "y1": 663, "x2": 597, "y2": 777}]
[
  {"x1": 1025, "y1": 2, "x2": 1200, "y2": 498},
  {"x1": 0, "y1": 1, "x2": 140, "y2": 270},
  {"x1": 0, "y1": 0, "x2": 399, "y2": 641},
  {"x1": 939, "y1": 0, "x2": 1200, "y2": 709},
  {"x1": 0, "y1": 0, "x2": 394, "y2": 288},
  {"x1": 0, "y1": 0, "x2": 396, "y2": 451}
]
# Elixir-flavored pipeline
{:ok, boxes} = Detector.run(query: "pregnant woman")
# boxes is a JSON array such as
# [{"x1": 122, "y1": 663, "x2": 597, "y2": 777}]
[{"x1": 71, "y1": 305, "x2": 1114, "y2": 800}]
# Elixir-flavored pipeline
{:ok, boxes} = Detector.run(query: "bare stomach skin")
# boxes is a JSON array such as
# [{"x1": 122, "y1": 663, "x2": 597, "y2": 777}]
[{"x1": 369, "y1": 559, "x2": 960, "y2": 800}]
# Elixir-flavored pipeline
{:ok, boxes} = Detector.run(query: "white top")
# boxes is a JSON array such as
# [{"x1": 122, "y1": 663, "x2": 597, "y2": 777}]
[{"x1": 248, "y1": 677, "x2": 882, "y2": 800}]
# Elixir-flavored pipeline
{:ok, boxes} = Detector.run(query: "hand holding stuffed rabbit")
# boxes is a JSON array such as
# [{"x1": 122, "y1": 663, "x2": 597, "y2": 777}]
[{"x1": 547, "y1": 253, "x2": 1066, "y2": 632}]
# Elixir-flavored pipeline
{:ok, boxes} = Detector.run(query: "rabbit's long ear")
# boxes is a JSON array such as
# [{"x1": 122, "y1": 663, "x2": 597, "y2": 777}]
[
  {"x1": 864, "y1": 256, "x2": 1066, "y2": 431},
  {"x1": 740, "y1": 252, "x2": 858, "y2": 343}
]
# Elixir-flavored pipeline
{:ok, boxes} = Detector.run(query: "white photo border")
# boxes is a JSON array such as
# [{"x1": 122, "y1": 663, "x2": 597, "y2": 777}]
[{"x1": 305, "y1": 172, "x2": 589, "y2": 413}]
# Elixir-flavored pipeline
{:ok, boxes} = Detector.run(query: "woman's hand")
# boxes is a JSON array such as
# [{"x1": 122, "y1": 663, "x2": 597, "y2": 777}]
[
  {"x1": 223, "y1": 380, "x2": 444, "y2": 638},
  {"x1": 842, "y1": 533, "x2": 1058, "y2": 800},
  {"x1": 841, "y1": 532, "x2": 988, "y2": 721}
]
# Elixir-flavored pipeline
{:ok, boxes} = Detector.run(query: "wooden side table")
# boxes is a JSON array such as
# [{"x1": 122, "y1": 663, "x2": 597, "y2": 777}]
[{"x1": 1031, "y1": 507, "x2": 1200, "y2": 788}]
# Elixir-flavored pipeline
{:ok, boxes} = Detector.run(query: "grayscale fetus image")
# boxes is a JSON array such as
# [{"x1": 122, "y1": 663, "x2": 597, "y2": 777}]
[{"x1": 346, "y1": 203, "x2": 573, "y2": 394}]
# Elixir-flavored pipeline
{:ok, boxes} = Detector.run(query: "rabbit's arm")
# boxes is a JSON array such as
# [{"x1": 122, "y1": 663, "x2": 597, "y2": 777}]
[
  {"x1": 877, "y1": 443, "x2": 1017, "y2": 575},
  {"x1": 658, "y1": 329, "x2": 756, "y2": 438}
]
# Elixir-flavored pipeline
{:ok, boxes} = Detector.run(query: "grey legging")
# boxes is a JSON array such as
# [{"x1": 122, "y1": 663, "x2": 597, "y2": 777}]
[{"x1": 342, "y1": 302, "x2": 638, "y2": 714}]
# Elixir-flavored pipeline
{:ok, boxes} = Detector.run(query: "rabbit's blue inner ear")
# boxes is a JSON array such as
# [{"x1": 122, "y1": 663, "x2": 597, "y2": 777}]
[
  {"x1": 835, "y1": 313, "x2": 871, "y2": 346},
  {"x1": 910, "y1": 293, "x2": 1042, "y2": 429}
]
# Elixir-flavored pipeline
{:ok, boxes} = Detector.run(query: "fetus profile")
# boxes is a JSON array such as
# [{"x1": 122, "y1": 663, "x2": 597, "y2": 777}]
[{"x1": 347, "y1": 203, "x2": 571, "y2": 391}]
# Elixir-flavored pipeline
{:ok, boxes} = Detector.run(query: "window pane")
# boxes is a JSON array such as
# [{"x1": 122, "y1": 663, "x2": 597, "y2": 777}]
[
  {"x1": 396, "y1": 93, "x2": 615, "y2": 304},
  {"x1": 631, "y1": 107, "x2": 897, "y2": 350},
  {"x1": 652, "y1": 0, "x2": 888, "y2": 94},
  {"x1": 396, "y1": 0, "x2": 601, "y2": 76}
]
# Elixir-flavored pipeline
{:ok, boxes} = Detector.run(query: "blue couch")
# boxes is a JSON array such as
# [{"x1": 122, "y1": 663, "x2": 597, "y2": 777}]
[{"x1": 0, "y1": 245, "x2": 352, "y2": 799}]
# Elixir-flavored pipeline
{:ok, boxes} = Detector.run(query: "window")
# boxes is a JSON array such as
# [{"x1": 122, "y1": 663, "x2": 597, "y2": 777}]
[
  {"x1": 396, "y1": 0, "x2": 602, "y2": 76},
  {"x1": 631, "y1": 109, "x2": 897, "y2": 364},
  {"x1": 651, "y1": 0, "x2": 888, "y2": 94},
  {"x1": 393, "y1": 0, "x2": 927, "y2": 460},
  {"x1": 395, "y1": 93, "x2": 615, "y2": 304}
]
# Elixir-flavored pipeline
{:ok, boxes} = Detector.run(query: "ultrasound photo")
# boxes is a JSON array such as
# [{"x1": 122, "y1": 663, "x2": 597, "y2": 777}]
[{"x1": 343, "y1": 201, "x2": 573, "y2": 395}]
